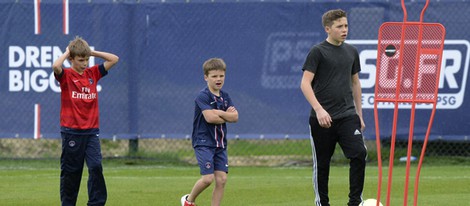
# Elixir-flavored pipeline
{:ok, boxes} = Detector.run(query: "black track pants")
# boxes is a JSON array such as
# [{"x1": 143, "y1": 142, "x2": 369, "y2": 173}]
[{"x1": 309, "y1": 114, "x2": 367, "y2": 206}]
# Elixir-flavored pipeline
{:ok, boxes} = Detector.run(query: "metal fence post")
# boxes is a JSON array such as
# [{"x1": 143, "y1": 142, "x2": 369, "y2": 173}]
[{"x1": 129, "y1": 138, "x2": 139, "y2": 156}]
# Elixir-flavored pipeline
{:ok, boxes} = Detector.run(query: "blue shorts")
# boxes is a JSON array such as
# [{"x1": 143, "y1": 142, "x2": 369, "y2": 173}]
[{"x1": 194, "y1": 146, "x2": 229, "y2": 175}]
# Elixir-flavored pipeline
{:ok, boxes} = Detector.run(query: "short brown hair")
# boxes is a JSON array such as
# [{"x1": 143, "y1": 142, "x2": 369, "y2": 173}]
[
  {"x1": 322, "y1": 9, "x2": 347, "y2": 28},
  {"x1": 68, "y1": 36, "x2": 91, "y2": 59},
  {"x1": 203, "y1": 58, "x2": 226, "y2": 76}
]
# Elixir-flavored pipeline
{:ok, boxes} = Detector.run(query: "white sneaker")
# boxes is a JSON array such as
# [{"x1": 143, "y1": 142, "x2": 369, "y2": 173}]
[{"x1": 180, "y1": 194, "x2": 190, "y2": 206}]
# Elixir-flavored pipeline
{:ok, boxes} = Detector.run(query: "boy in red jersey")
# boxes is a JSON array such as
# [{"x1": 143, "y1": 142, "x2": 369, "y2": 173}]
[{"x1": 52, "y1": 36, "x2": 119, "y2": 206}]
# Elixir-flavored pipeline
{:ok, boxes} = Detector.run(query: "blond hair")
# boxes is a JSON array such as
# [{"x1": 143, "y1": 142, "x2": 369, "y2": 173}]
[
  {"x1": 68, "y1": 36, "x2": 91, "y2": 59},
  {"x1": 203, "y1": 58, "x2": 226, "y2": 76}
]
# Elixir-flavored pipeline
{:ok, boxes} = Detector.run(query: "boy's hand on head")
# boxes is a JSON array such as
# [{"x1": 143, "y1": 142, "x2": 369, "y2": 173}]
[{"x1": 64, "y1": 47, "x2": 70, "y2": 58}]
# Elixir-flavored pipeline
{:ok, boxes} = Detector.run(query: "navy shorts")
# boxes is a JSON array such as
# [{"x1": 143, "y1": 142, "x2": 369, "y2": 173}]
[{"x1": 194, "y1": 146, "x2": 228, "y2": 175}]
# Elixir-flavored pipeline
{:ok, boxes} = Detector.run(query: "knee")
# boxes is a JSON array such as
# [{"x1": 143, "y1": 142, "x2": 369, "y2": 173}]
[
  {"x1": 359, "y1": 145, "x2": 367, "y2": 157},
  {"x1": 87, "y1": 163, "x2": 103, "y2": 173},
  {"x1": 61, "y1": 162, "x2": 83, "y2": 174},
  {"x1": 215, "y1": 174, "x2": 227, "y2": 186},
  {"x1": 354, "y1": 146, "x2": 368, "y2": 163},
  {"x1": 214, "y1": 171, "x2": 228, "y2": 187},
  {"x1": 348, "y1": 146, "x2": 367, "y2": 161},
  {"x1": 201, "y1": 174, "x2": 215, "y2": 186}
]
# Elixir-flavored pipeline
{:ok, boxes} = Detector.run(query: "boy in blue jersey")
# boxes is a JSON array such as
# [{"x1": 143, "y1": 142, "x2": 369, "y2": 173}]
[{"x1": 181, "y1": 58, "x2": 238, "y2": 206}]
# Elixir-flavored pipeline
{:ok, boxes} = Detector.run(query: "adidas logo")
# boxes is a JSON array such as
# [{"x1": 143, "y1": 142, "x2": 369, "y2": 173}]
[{"x1": 354, "y1": 129, "x2": 362, "y2": 135}]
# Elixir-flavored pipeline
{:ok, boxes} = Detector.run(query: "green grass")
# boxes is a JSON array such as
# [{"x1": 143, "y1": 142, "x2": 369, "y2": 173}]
[
  {"x1": 0, "y1": 159, "x2": 469, "y2": 206},
  {"x1": 229, "y1": 139, "x2": 312, "y2": 155}
]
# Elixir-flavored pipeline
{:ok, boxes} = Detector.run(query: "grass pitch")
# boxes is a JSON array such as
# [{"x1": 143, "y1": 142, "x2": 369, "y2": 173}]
[{"x1": 0, "y1": 159, "x2": 469, "y2": 206}]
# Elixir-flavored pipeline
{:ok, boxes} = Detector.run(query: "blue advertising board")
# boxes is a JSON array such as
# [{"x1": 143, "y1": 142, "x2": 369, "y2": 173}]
[{"x1": 0, "y1": 0, "x2": 468, "y2": 141}]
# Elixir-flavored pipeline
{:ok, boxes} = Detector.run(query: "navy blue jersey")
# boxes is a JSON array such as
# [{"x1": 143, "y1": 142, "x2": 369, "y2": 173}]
[{"x1": 192, "y1": 87, "x2": 234, "y2": 148}]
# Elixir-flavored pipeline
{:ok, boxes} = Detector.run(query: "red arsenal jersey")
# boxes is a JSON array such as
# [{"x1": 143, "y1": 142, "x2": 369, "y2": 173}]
[{"x1": 55, "y1": 64, "x2": 107, "y2": 131}]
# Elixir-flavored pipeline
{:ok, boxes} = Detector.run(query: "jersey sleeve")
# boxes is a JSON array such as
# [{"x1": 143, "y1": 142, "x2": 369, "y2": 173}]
[
  {"x1": 94, "y1": 64, "x2": 108, "y2": 80},
  {"x1": 54, "y1": 68, "x2": 65, "y2": 82},
  {"x1": 98, "y1": 64, "x2": 108, "y2": 77},
  {"x1": 195, "y1": 92, "x2": 213, "y2": 112},
  {"x1": 302, "y1": 46, "x2": 321, "y2": 74},
  {"x1": 351, "y1": 46, "x2": 361, "y2": 75}
]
